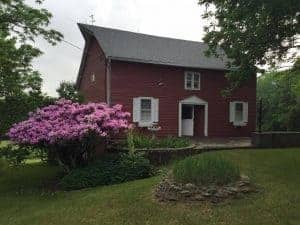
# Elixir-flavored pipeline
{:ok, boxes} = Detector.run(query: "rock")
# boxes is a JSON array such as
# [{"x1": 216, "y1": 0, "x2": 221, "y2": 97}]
[
  {"x1": 180, "y1": 190, "x2": 191, "y2": 197},
  {"x1": 185, "y1": 183, "x2": 197, "y2": 190},
  {"x1": 237, "y1": 181, "x2": 247, "y2": 187},
  {"x1": 240, "y1": 187, "x2": 251, "y2": 193},
  {"x1": 214, "y1": 191, "x2": 226, "y2": 199},
  {"x1": 166, "y1": 195, "x2": 178, "y2": 201},
  {"x1": 240, "y1": 175, "x2": 250, "y2": 184},
  {"x1": 170, "y1": 184, "x2": 182, "y2": 192},
  {"x1": 207, "y1": 187, "x2": 217, "y2": 194},
  {"x1": 202, "y1": 192, "x2": 212, "y2": 197},
  {"x1": 225, "y1": 187, "x2": 238, "y2": 195},
  {"x1": 193, "y1": 194, "x2": 204, "y2": 201}
]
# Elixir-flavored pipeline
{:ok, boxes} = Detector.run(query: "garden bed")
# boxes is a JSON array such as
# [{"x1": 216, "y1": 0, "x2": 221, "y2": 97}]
[{"x1": 155, "y1": 174, "x2": 258, "y2": 203}]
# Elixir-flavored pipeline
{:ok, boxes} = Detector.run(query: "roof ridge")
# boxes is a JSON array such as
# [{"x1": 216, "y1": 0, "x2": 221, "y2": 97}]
[{"x1": 78, "y1": 23, "x2": 206, "y2": 45}]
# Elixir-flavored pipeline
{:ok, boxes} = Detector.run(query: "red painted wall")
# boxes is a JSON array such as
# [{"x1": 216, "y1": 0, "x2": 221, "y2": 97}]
[
  {"x1": 78, "y1": 37, "x2": 106, "y2": 103},
  {"x1": 110, "y1": 60, "x2": 256, "y2": 137}
]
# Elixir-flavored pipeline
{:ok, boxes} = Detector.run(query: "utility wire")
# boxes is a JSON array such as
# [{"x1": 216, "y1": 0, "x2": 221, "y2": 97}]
[{"x1": 61, "y1": 39, "x2": 82, "y2": 50}]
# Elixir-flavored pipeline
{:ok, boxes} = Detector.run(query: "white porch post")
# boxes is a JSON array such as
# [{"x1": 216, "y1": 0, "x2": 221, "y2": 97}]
[
  {"x1": 204, "y1": 103, "x2": 208, "y2": 137},
  {"x1": 178, "y1": 102, "x2": 182, "y2": 137}
]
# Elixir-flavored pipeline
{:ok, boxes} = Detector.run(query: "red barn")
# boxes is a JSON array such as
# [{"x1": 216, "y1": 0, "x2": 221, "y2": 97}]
[{"x1": 76, "y1": 24, "x2": 256, "y2": 138}]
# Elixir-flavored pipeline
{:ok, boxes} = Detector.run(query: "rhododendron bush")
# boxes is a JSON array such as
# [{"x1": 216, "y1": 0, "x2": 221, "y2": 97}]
[{"x1": 8, "y1": 99, "x2": 130, "y2": 171}]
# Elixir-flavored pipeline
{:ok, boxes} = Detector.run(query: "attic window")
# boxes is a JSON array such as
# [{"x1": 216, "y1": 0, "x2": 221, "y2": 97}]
[
  {"x1": 185, "y1": 72, "x2": 200, "y2": 90},
  {"x1": 91, "y1": 73, "x2": 95, "y2": 83}
]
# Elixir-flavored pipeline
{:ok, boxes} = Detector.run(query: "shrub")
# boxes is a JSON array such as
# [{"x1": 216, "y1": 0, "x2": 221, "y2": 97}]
[
  {"x1": 0, "y1": 158, "x2": 8, "y2": 175},
  {"x1": 0, "y1": 93, "x2": 55, "y2": 137},
  {"x1": 173, "y1": 154, "x2": 240, "y2": 186},
  {"x1": 0, "y1": 144, "x2": 31, "y2": 166},
  {"x1": 8, "y1": 99, "x2": 130, "y2": 171},
  {"x1": 60, "y1": 153, "x2": 154, "y2": 190},
  {"x1": 123, "y1": 132, "x2": 191, "y2": 149}
]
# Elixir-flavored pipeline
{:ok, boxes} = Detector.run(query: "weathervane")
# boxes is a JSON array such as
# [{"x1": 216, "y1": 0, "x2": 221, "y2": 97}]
[{"x1": 89, "y1": 14, "x2": 95, "y2": 25}]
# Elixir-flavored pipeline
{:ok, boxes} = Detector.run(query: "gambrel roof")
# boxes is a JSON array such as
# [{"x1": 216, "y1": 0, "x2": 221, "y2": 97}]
[{"x1": 78, "y1": 23, "x2": 228, "y2": 70}]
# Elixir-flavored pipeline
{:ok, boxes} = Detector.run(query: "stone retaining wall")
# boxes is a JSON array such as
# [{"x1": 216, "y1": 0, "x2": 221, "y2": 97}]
[{"x1": 136, "y1": 145, "x2": 199, "y2": 165}]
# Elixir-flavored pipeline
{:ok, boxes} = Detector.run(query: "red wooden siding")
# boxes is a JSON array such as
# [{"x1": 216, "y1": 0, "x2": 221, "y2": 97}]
[
  {"x1": 110, "y1": 60, "x2": 256, "y2": 137},
  {"x1": 78, "y1": 37, "x2": 107, "y2": 103}
]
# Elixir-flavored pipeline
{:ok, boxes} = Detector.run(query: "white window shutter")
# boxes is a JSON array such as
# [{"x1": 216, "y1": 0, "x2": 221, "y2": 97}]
[
  {"x1": 243, "y1": 102, "x2": 248, "y2": 123},
  {"x1": 132, "y1": 98, "x2": 140, "y2": 122},
  {"x1": 151, "y1": 98, "x2": 159, "y2": 122},
  {"x1": 229, "y1": 102, "x2": 235, "y2": 122}
]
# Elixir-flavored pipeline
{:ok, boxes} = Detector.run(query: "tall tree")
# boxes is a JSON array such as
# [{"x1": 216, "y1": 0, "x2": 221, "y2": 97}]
[
  {"x1": 257, "y1": 59, "x2": 300, "y2": 131},
  {"x1": 56, "y1": 81, "x2": 84, "y2": 103},
  {"x1": 0, "y1": 0, "x2": 63, "y2": 98},
  {"x1": 199, "y1": 0, "x2": 300, "y2": 91}
]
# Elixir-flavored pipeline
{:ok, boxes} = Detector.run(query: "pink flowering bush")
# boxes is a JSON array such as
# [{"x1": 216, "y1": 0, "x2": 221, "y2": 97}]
[{"x1": 8, "y1": 99, "x2": 130, "y2": 171}]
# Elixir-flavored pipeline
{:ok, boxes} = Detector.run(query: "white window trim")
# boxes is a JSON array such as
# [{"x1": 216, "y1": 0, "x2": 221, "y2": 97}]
[
  {"x1": 133, "y1": 97, "x2": 159, "y2": 127},
  {"x1": 184, "y1": 71, "x2": 201, "y2": 90},
  {"x1": 230, "y1": 101, "x2": 248, "y2": 126}
]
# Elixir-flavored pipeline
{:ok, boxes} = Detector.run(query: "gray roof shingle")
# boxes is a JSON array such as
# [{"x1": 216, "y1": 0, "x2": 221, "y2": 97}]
[{"x1": 78, "y1": 23, "x2": 228, "y2": 70}]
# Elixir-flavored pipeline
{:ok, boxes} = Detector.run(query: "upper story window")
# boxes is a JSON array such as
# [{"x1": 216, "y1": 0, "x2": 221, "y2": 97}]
[
  {"x1": 185, "y1": 72, "x2": 200, "y2": 90},
  {"x1": 133, "y1": 97, "x2": 159, "y2": 127},
  {"x1": 229, "y1": 101, "x2": 248, "y2": 126},
  {"x1": 90, "y1": 73, "x2": 95, "y2": 83}
]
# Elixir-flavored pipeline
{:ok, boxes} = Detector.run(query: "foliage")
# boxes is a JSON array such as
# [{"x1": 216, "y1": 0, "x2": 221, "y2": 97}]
[
  {"x1": 0, "y1": 144, "x2": 31, "y2": 166},
  {"x1": 60, "y1": 153, "x2": 154, "y2": 190},
  {"x1": 257, "y1": 59, "x2": 300, "y2": 131},
  {"x1": 0, "y1": 158, "x2": 8, "y2": 175},
  {"x1": 126, "y1": 127, "x2": 135, "y2": 154},
  {"x1": 0, "y1": 0, "x2": 63, "y2": 98},
  {"x1": 124, "y1": 132, "x2": 191, "y2": 149},
  {"x1": 173, "y1": 154, "x2": 240, "y2": 185},
  {"x1": 8, "y1": 99, "x2": 130, "y2": 171},
  {"x1": 0, "y1": 92, "x2": 55, "y2": 137},
  {"x1": 199, "y1": 0, "x2": 300, "y2": 91},
  {"x1": 56, "y1": 81, "x2": 84, "y2": 103}
]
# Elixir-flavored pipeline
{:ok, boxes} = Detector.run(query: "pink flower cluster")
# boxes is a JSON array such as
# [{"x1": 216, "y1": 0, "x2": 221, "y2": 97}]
[{"x1": 8, "y1": 99, "x2": 130, "y2": 145}]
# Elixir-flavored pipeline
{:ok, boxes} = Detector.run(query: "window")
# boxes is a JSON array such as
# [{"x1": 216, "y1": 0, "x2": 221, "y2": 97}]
[
  {"x1": 185, "y1": 72, "x2": 200, "y2": 90},
  {"x1": 235, "y1": 103, "x2": 243, "y2": 122},
  {"x1": 91, "y1": 73, "x2": 95, "y2": 82},
  {"x1": 229, "y1": 101, "x2": 248, "y2": 126},
  {"x1": 140, "y1": 99, "x2": 152, "y2": 122},
  {"x1": 133, "y1": 97, "x2": 159, "y2": 127}
]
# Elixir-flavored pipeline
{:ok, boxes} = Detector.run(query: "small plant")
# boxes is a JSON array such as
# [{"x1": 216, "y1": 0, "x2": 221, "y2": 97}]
[
  {"x1": 123, "y1": 132, "x2": 190, "y2": 149},
  {"x1": 173, "y1": 154, "x2": 240, "y2": 186},
  {"x1": 0, "y1": 144, "x2": 31, "y2": 166},
  {"x1": 60, "y1": 153, "x2": 154, "y2": 190},
  {"x1": 127, "y1": 128, "x2": 135, "y2": 155}
]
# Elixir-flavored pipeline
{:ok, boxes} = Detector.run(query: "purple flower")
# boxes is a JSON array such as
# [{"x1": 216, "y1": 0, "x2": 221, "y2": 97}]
[{"x1": 7, "y1": 99, "x2": 131, "y2": 145}]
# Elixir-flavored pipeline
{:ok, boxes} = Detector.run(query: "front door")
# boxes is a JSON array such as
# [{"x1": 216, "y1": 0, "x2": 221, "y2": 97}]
[{"x1": 182, "y1": 105, "x2": 194, "y2": 136}]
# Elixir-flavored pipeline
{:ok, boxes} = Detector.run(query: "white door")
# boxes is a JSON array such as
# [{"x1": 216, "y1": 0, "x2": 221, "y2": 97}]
[{"x1": 182, "y1": 105, "x2": 194, "y2": 136}]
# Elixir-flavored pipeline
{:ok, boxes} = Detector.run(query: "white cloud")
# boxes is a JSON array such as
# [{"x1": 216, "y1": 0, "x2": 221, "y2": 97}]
[{"x1": 27, "y1": 0, "x2": 207, "y2": 96}]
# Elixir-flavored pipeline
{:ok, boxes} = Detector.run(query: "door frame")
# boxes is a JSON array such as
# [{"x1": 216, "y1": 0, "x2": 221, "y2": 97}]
[{"x1": 178, "y1": 96, "x2": 208, "y2": 137}]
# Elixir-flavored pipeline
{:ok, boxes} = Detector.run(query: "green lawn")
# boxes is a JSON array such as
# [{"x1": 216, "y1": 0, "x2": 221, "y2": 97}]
[{"x1": 0, "y1": 148, "x2": 299, "y2": 225}]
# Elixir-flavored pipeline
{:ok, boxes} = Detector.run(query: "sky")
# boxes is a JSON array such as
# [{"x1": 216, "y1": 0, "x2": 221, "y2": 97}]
[{"x1": 28, "y1": 0, "x2": 207, "y2": 96}]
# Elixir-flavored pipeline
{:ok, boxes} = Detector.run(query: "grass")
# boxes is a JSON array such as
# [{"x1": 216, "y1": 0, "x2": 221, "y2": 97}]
[
  {"x1": 0, "y1": 147, "x2": 299, "y2": 225},
  {"x1": 173, "y1": 154, "x2": 240, "y2": 185}
]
